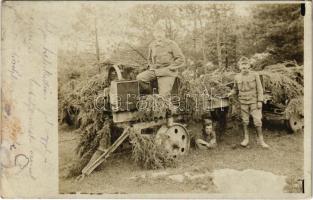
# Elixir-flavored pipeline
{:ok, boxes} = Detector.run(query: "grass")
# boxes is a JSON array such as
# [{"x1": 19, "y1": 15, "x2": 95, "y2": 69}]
[{"x1": 59, "y1": 120, "x2": 304, "y2": 194}]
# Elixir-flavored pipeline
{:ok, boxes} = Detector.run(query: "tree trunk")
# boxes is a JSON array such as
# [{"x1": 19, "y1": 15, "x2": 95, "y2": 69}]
[
  {"x1": 215, "y1": 11, "x2": 222, "y2": 68},
  {"x1": 198, "y1": 14, "x2": 207, "y2": 64},
  {"x1": 234, "y1": 34, "x2": 237, "y2": 66},
  {"x1": 95, "y1": 18, "x2": 100, "y2": 72},
  {"x1": 225, "y1": 45, "x2": 228, "y2": 69},
  {"x1": 216, "y1": 32, "x2": 222, "y2": 68},
  {"x1": 193, "y1": 16, "x2": 197, "y2": 51}
]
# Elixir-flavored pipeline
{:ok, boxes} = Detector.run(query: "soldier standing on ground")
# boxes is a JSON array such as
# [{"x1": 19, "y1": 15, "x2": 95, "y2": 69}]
[{"x1": 228, "y1": 57, "x2": 269, "y2": 148}]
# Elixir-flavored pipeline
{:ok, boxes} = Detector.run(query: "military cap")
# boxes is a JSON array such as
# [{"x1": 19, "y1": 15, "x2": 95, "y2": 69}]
[
  {"x1": 203, "y1": 118, "x2": 213, "y2": 126},
  {"x1": 238, "y1": 56, "x2": 251, "y2": 65}
]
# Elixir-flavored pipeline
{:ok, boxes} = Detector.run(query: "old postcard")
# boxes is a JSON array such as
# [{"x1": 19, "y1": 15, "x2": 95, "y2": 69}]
[{"x1": 0, "y1": 1, "x2": 312, "y2": 198}]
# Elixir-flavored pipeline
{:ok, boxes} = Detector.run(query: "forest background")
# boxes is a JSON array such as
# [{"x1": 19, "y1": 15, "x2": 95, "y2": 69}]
[{"x1": 58, "y1": 3, "x2": 304, "y2": 81}]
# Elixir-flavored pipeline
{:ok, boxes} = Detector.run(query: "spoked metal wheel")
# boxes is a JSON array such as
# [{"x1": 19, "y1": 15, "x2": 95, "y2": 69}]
[
  {"x1": 155, "y1": 123, "x2": 190, "y2": 158},
  {"x1": 286, "y1": 113, "x2": 304, "y2": 133}
]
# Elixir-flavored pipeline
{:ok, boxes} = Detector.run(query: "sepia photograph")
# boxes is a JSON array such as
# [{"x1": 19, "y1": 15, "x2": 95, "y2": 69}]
[{"x1": 57, "y1": 2, "x2": 306, "y2": 195}]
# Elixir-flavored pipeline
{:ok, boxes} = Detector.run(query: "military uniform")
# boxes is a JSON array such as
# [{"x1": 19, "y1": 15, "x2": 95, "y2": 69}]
[
  {"x1": 194, "y1": 119, "x2": 217, "y2": 149},
  {"x1": 136, "y1": 38, "x2": 185, "y2": 95},
  {"x1": 231, "y1": 72, "x2": 264, "y2": 127},
  {"x1": 194, "y1": 130, "x2": 217, "y2": 150},
  {"x1": 229, "y1": 56, "x2": 268, "y2": 148}
]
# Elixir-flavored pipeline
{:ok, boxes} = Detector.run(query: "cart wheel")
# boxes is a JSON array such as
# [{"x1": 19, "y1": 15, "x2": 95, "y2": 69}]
[
  {"x1": 155, "y1": 123, "x2": 190, "y2": 158},
  {"x1": 286, "y1": 113, "x2": 304, "y2": 133}
]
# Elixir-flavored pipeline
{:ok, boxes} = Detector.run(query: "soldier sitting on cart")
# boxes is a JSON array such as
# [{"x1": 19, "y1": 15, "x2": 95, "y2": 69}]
[
  {"x1": 227, "y1": 57, "x2": 270, "y2": 148},
  {"x1": 136, "y1": 20, "x2": 185, "y2": 96}
]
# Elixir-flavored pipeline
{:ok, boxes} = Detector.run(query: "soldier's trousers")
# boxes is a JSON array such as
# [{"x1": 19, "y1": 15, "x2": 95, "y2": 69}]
[
  {"x1": 240, "y1": 103, "x2": 262, "y2": 127},
  {"x1": 136, "y1": 68, "x2": 177, "y2": 96}
]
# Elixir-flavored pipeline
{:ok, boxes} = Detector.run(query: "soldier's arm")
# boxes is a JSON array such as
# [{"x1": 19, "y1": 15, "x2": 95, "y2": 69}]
[
  {"x1": 255, "y1": 73, "x2": 264, "y2": 102},
  {"x1": 210, "y1": 130, "x2": 217, "y2": 144},
  {"x1": 168, "y1": 41, "x2": 185, "y2": 70}
]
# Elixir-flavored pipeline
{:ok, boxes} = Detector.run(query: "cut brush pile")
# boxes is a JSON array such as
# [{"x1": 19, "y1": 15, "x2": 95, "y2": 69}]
[
  {"x1": 59, "y1": 70, "x2": 113, "y2": 178},
  {"x1": 260, "y1": 63, "x2": 304, "y2": 122},
  {"x1": 180, "y1": 68, "x2": 235, "y2": 120},
  {"x1": 259, "y1": 63, "x2": 303, "y2": 104},
  {"x1": 130, "y1": 128, "x2": 176, "y2": 169}
]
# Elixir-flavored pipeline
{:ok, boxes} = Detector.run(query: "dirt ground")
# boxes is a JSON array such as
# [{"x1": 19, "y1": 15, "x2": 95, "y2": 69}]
[{"x1": 59, "y1": 120, "x2": 304, "y2": 194}]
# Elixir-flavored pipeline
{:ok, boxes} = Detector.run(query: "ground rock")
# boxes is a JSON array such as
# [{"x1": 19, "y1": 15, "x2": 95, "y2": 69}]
[
  {"x1": 150, "y1": 171, "x2": 169, "y2": 178},
  {"x1": 212, "y1": 168, "x2": 286, "y2": 193},
  {"x1": 168, "y1": 174, "x2": 185, "y2": 183}
]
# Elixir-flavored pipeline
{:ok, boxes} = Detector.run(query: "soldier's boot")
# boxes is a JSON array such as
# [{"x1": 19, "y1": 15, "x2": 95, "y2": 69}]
[
  {"x1": 240, "y1": 124, "x2": 249, "y2": 147},
  {"x1": 256, "y1": 126, "x2": 269, "y2": 149}
]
